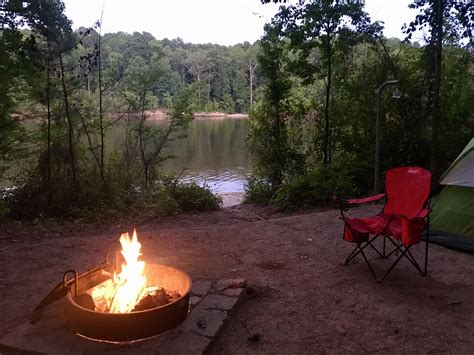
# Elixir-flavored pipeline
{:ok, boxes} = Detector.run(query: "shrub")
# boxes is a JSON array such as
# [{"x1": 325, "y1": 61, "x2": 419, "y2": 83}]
[
  {"x1": 5, "y1": 170, "x2": 222, "y2": 219},
  {"x1": 170, "y1": 182, "x2": 222, "y2": 212},
  {"x1": 271, "y1": 153, "x2": 370, "y2": 210},
  {"x1": 244, "y1": 176, "x2": 276, "y2": 204}
]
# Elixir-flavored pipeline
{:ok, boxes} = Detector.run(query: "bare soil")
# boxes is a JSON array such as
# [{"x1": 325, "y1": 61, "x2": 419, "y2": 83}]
[{"x1": 0, "y1": 204, "x2": 473, "y2": 353}]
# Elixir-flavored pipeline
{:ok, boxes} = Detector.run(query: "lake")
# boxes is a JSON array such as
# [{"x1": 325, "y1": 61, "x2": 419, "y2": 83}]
[{"x1": 160, "y1": 117, "x2": 250, "y2": 195}]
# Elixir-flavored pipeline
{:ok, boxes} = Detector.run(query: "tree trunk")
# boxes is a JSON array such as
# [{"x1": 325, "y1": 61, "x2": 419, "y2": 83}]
[
  {"x1": 46, "y1": 57, "x2": 52, "y2": 210},
  {"x1": 138, "y1": 89, "x2": 148, "y2": 187},
  {"x1": 197, "y1": 75, "x2": 201, "y2": 107},
  {"x1": 249, "y1": 58, "x2": 256, "y2": 110},
  {"x1": 97, "y1": 24, "x2": 107, "y2": 192},
  {"x1": 430, "y1": 0, "x2": 443, "y2": 186},
  {"x1": 58, "y1": 50, "x2": 78, "y2": 187},
  {"x1": 323, "y1": 34, "x2": 332, "y2": 165}
]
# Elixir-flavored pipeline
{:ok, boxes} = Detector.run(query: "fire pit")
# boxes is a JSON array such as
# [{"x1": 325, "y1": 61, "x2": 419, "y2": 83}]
[{"x1": 32, "y1": 230, "x2": 192, "y2": 342}]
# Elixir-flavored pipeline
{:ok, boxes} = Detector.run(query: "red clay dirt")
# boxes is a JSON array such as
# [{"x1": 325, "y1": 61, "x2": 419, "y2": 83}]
[{"x1": 0, "y1": 204, "x2": 473, "y2": 353}]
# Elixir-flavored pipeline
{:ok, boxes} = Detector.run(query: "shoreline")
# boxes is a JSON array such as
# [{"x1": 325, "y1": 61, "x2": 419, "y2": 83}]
[
  {"x1": 13, "y1": 110, "x2": 250, "y2": 122},
  {"x1": 145, "y1": 109, "x2": 249, "y2": 121}
]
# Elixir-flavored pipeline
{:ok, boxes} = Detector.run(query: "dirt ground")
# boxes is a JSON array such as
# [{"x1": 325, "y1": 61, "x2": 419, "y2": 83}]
[{"x1": 0, "y1": 204, "x2": 473, "y2": 354}]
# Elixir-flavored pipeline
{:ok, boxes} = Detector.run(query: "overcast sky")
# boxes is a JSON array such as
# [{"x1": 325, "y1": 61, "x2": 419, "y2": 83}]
[{"x1": 62, "y1": 0, "x2": 423, "y2": 45}]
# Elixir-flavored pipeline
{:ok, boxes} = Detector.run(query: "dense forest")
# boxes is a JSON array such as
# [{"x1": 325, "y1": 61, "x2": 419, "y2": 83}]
[
  {"x1": 246, "y1": 0, "x2": 473, "y2": 208},
  {"x1": 0, "y1": 0, "x2": 473, "y2": 218}
]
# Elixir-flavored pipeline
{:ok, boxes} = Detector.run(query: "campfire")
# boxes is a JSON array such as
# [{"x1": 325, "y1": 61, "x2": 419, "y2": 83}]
[
  {"x1": 32, "y1": 229, "x2": 192, "y2": 342},
  {"x1": 86, "y1": 230, "x2": 180, "y2": 314}
]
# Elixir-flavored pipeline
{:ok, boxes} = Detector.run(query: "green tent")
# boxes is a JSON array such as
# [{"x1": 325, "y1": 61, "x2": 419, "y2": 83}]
[{"x1": 430, "y1": 138, "x2": 474, "y2": 252}]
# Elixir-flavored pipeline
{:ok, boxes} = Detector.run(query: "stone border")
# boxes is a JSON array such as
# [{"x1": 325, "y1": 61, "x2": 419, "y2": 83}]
[{"x1": 0, "y1": 278, "x2": 247, "y2": 354}]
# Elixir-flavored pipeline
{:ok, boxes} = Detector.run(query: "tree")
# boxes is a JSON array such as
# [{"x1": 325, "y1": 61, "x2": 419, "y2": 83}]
[
  {"x1": 0, "y1": 0, "x2": 70, "y2": 180},
  {"x1": 404, "y1": 0, "x2": 473, "y2": 183},
  {"x1": 272, "y1": 0, "x2": 382, "y2": 164},
  {"x1": 185, "y1": 49, "x2": 211, "y2": 109},
  {"x1": 248, "y1": 22, "x2": 292, "y2": 187}
]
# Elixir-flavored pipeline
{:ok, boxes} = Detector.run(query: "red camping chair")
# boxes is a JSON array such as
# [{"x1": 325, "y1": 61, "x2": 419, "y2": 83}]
[{"x1": 339, "y1": 167, "x2": 431, "y2": 282}]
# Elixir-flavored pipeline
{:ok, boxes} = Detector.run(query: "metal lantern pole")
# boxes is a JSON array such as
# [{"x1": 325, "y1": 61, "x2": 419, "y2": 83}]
[{"x1": 374, "y1": 80, "x2": 399, "y2": 193}]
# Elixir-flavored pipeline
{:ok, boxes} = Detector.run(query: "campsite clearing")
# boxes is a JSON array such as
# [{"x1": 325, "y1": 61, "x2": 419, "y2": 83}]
[{"x1": 0, "y1": 204, "x2": 473, "y2": 353}]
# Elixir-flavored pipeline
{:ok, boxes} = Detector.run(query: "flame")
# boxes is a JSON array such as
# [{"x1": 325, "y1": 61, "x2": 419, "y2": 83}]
[{"x1": 90, "y1": 229, "x2": 148, "y2": 313}]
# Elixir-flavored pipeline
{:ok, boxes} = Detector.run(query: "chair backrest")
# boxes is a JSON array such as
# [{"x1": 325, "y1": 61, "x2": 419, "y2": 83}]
[{"x1": 383, "y1": 166, "x2": 431, "y2": 219}]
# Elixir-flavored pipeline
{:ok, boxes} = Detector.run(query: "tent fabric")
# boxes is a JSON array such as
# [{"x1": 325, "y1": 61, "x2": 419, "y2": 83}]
[
  {"x1": 430, "y1": 185, "x2": 474, "y2": 237},
  {"x1": 439, "y1": 138, "x2": 474, "y2": 187},
  {"x1": 424, "y1": 230, "x2": 474, "y2": 254},
  {"x1": 429, "y1": 138, "x2": 474, "y2": 253}
]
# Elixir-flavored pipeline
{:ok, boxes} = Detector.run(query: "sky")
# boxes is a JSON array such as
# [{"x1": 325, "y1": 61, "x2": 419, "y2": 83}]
[{"x1": 62, "y1": 0, "x2": 423, "y2": 46}]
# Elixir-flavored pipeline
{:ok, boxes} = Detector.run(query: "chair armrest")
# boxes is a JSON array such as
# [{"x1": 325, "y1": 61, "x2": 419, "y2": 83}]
[
  {"x1": 345, "y1": 193, "x2": 386, "y2": 205},
  {"x1": 338, "y1": 193, "x2": 385, "y2": 219},
  {"x1": 417, "y1": 208, "x2": 432, "y2": 219}
]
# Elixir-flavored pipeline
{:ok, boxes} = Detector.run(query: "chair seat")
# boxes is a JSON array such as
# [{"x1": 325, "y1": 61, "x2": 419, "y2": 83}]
[{"x1": 343, "y1": 213, "x2": 425, "y2": 246}]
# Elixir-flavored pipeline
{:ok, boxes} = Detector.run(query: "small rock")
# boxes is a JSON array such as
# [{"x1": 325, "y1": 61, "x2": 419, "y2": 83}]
[
  {"x1": 197, "y1": 319, "x2": 206, "y2": 329},
  {"x1": 190, "y1": 296, "x2": 202, "y2": 307},
  {"x1": 450, "y1": 301, "x2": 462, "y2": 306},
  {"x1": 222, "y1": 288, "x2": 243, "y2": 297}
]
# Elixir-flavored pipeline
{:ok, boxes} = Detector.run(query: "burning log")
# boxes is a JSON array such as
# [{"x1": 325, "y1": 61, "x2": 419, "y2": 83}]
[{"x1": 132, "y1": 288, "x2": 181, "y2": 312}]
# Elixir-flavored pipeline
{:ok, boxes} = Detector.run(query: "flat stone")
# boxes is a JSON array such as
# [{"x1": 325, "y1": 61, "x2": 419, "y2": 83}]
[
  {"x1": 213, "y1": 277, "x2": 247, "y2": 292},
  {"x1": 191, "y1": 280, "x2": 212, "y2": 296},
  {"x1": 153, "y1": 331, "x2": 211, "y2": 354},
  {"x1": 221, "y1": 287, "x2": 244, "y2": 298},
  {"x1": 200, "y1": 294, "x2": 239, "y2": 311},
  {"x1": 190, "y1": 296, "x2": 202, "y2": 308},
  {"x1": 180, "y1": 305, "x2": 227, "y2": 338}
]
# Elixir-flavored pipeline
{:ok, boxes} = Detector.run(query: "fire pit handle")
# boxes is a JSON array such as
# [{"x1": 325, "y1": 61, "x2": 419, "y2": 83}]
[
  {"x1": 105, "y1": 250, "x2": 122, "y2": 272},
  {"x1": 30, "y1": 269, "x2": 78, "y2": 325},
  {"x1": 63, "y1": 269, "x2": 79, "y2": 298}
]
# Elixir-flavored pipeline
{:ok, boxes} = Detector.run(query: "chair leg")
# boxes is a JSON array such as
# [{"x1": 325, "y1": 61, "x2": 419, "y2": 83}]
[
  {"x1": 383, "y1": 236, "x2": 386, "y2": 258},
  {"x1": 344, "y1": 236, "x2": 380, "y2": 265},
  {"x1": 344, "y1": 245, "x2": 362, "y2": 265},
  {"x1": 357, "y1": 243, "x2": 378, "y2": 281},
  {"x1": 385, "y1": 237, "x2": 424, "y2": 276},
  {"x1": 367, "y1": 237, "x2": 385, "y2": 258},
  {"x1": 425, "y1": 215, "x2": 430, "y2": 276},
  {"x1": 379, "y1": 246, "x2": 410, "y2": 282},
  {"x1": 405, "y1": 248, "x2": 424, "y2": 275}
]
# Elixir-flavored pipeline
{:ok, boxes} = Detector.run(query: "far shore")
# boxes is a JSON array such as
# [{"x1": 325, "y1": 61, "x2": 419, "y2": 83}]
[
  {"x1": 145, "y1": 109, "x2": 249, "y2": 121},
  {"x1": 13, "y1": 109, "x2": 249, "y2": 122}
]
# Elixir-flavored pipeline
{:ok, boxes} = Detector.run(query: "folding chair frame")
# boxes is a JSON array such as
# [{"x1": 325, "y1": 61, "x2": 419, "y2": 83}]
[{"x1": 340, "y1": 201, "x2": 431, "y2": 283}]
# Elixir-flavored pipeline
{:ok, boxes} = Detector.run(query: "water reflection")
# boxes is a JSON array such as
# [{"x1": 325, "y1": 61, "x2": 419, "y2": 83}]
[{"x1": 161, "y1": 118, "x2": 250, "y2": 193}]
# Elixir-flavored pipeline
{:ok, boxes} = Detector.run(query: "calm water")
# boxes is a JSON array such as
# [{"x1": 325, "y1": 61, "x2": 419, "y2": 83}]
[
  {"x1": 109, "y1": 117, "x2": 251, "y2": 194},
  {"x1": 161, "y1": 117, "x2": 250, "y2": 193}
]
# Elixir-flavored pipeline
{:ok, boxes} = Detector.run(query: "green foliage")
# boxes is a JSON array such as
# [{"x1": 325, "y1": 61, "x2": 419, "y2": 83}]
[
  {"x1": 248, "y1": 0, "x2": 472, "y2": 211},
  {"x1": 169, "y1": 181, "x2": 222, "y2": 212},
  {"x1": 272, "y1": 154, "x2": 368, "y2": 210},
  {"x1": 244, "y1": 176, "x2": 275, "y2": 204}
]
